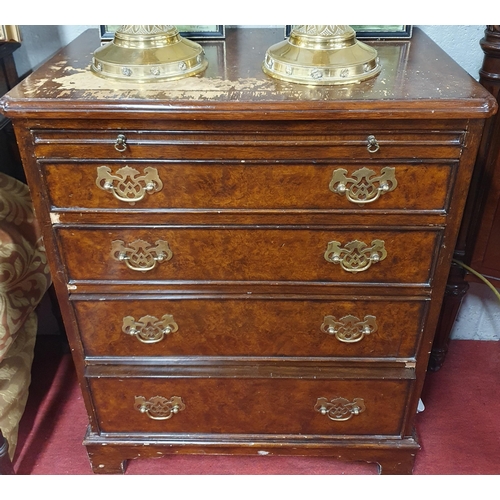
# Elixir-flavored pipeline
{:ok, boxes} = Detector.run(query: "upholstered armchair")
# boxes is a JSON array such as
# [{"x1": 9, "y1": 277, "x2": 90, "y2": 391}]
[{"x1": 0, "y1": 172, "x2": 51, "y2": 473}]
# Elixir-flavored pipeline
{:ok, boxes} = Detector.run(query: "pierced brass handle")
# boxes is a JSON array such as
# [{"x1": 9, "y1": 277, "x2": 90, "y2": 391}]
[
  {"x1": 114, "y1": 133, "x2": 127, "y2": 152},
  {"x1": 321, "y1": 314, "x2": 377, "y2": 343},
  {"x1": 366, "y1": 135, "x2": 379, "y2": 153},
  {"x1": 324, "y1": 239, "x2": 387, "y2": 273},
  {"x1": 329, "y1": 166, "x2": 397, "y2": 204},
  {"x1": 134, "y1": 396, "x2": 185, "y2": 420},
  {"x1": 122, "y1": 314, "x2": 178, "y2": 344},
  {"x1": 96, "y1": 165, "x2": 163, "y2": 203},
  {"x1": 111, "y1": 239, "x2": 173, "y2": 272},
  {"x1": 315, "y1": 397, "x2": 366, "y2": 421}
]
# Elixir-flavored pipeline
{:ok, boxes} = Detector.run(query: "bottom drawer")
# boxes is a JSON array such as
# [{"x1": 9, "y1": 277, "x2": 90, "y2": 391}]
[{"x1": 89, "y1": 377, "x2": 411, "y2": 436}]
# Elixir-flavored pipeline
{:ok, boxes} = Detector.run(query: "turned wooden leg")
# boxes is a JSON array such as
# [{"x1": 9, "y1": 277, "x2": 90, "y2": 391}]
[
  {"x1": 429, "y1": 266, "x2": 469, "y2": 371},
  {"x1": 0, "y1": 430, "x2": 15, "y2": 475}
]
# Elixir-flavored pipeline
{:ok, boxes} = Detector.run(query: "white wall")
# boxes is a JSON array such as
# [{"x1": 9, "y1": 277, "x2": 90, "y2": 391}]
[
  {"x1": 418, "y1": 25, "x2": 486, "y2": 79},
  {"x1": 451, "y1": 283, "x2": 500, "y2": 341},
  {"x1": 13, "y1": 25, "x2": 96, "y2": 78},
  {"x1": 13, "y1": 25, "x2": 488, "y2": 80}
]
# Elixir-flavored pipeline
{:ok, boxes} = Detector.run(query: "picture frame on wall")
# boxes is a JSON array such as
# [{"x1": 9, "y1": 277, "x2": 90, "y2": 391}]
[
  {"x1": 100, "y1": 25, "x2": 225, "y2": 42},
  {"x1": 351, "y1": 25, "x2": 413, "y2": 39},
  {"x1": 177, "y1": 25, "x2": 225, "y2": 39},
  {"x1": 284, "y1": 25, "x2": 413, "y2": 39}
]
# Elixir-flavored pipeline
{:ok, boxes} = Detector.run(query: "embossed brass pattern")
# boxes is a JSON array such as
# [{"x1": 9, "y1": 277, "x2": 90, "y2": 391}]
[
  {"x1": 324, "y1": 239, "x2": 387, "y2": 273},
  {"x1": 111, "y1": 239, "x2": 173, "y2": 272},
  {"x1": 321, "y1": 314, "x2": 377, "y2": 343},
  {"x1": 263, "y1": 25, "x2": 380, "y2": 85},
  {"x1": 315, "y1": 397, "x2": 366, "y2": 421},
  {"x1": 96, "y1": 165, "x2": 163, "y2": 203},
  {"x1": 329, "y1": 166, "x2": 397, "y2": 204},
  {"x1": 134, "y1": 395, "x2": 185, "y2": 420},
  {"x1": 92, "y1": 25, "x2": 207, "y2": 83},
  {"x1": 122, "y1": 314, "x2": 178, "y2": 344}
]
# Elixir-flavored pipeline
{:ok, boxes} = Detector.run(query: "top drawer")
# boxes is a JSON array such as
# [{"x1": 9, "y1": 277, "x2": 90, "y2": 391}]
[
  {"x1": 41, "y1": 161, "x2": 454, "y2": 213},
  {"x1": 31, "y1": 126, "x2": 466, "y2": 161}
]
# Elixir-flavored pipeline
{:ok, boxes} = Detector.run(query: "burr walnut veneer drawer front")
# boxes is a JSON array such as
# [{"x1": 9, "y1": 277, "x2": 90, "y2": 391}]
[
  {"x1": 56, "y1": 227, "x2": 441, "y2": 285},
  {"x1": 31, "y1": 127, "x2": 465, "y2": 160},
  {"x1": 89, "y1": 377, "x2": 411, "y2": 436},
  {"x1": 42, "y1": 161, "x2": 454, "y2": 212},
  {"x1": 73, "y1": 296, "x2": 427, "y2": 358}
]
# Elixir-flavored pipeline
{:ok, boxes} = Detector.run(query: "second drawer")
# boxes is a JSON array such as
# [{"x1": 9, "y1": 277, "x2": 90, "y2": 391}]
[{"x1": 56, "y1": 226, "x2": 441, "y2": 285}]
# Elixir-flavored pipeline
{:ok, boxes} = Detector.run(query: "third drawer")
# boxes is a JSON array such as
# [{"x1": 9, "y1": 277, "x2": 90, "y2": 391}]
[{"x1": 73, "y1": 295, "x2": 428, "y2": 358}]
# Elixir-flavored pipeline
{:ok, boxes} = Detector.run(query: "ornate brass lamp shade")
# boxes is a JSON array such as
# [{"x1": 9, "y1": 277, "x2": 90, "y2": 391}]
[
  {"x1": 263, "y1": 25, "x2": 381, "y2": 85},
  {"x1": 91, "y1": 25, "x2": 207, "y2": 83}
]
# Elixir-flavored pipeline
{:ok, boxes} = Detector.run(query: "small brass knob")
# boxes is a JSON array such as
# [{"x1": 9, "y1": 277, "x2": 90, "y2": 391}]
[
  {"x1": 114, "y1": 133, "x2": 127, "y2": 152},
  {"x1": 367, "y1": 135, "x2": 380, "y2": 153}
]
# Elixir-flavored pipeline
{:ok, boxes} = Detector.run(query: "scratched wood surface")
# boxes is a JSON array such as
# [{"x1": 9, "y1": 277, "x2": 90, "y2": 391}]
[{"x1": 1, "y1": 28, "x2": 496, "y2": 119}]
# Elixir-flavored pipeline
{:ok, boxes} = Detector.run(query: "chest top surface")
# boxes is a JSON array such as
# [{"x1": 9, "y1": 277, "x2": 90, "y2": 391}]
[{"x1": 0, "y1": 27, "x2": 497, "y2": 120}]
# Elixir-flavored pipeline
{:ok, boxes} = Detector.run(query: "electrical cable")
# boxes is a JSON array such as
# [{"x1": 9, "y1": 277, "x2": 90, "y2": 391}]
[{"x1": 452, "y1": 259, "x2": 500, "y2": 303}]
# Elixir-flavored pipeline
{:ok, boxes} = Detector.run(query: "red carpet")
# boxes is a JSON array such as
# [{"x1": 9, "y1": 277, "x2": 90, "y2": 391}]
[{"x1": 11, "y1": 337, "x2": 500, "y2": 475}]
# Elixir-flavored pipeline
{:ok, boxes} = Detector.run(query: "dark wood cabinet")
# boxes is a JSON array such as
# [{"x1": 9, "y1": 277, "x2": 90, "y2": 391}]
[
  {"x1": 0, "y1": 27, "x2": 496, "y2": 474},
  {"x1": 430, "y1": 26, "x2": 500, "y2": 370},
  {"x1": 469, "y1": 27, "x2": 500, "y2": 282}
]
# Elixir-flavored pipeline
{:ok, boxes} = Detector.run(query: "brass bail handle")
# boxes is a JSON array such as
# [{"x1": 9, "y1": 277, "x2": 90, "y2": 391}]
[
  {"x1": 329, "y1": 166, "x2": 397, "y2": 205},
  {"x1": 119, "y1": 252, "x2": 164, "y2": 272},
  {"x1": 122, "y1": 314, "x2": 178, "y2": 344},
  {"x1": 134, "y1": 395, "x2": 186, "y2": 420},
  {"x1": 321, "y1": 314, "x2": 377, "y2": 343},
  {"x1": 96, "y1": 165, "x2": 163, "y2": 204},
  {"x1": 324, "y1": 239, "x2": 387, "y2": 273},
  {"x1": 315, "y1": 397, "x2": 366, "y2": 421},
  {"x1": 111, "y1": 239, "x2": 173, "y2": 272}
]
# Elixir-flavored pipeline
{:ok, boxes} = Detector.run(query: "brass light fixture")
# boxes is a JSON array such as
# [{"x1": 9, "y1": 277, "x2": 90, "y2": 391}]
[
  {"x1": 263, "y1": 25, "x2": 381, "y2": 85},
  {"x1": 91, "y1": 25, "x2": 207, "y2": 83}
]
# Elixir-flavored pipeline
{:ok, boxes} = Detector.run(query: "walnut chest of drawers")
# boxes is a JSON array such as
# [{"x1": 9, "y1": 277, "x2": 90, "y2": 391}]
[{"x1": 1, "y1": 28, "x2": 496, "y2": 474}]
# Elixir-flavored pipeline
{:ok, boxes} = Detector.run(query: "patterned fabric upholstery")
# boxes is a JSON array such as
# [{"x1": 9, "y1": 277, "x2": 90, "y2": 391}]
[{"x1": 0, "y1": 173, "x2": 51, "y2": 459}]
